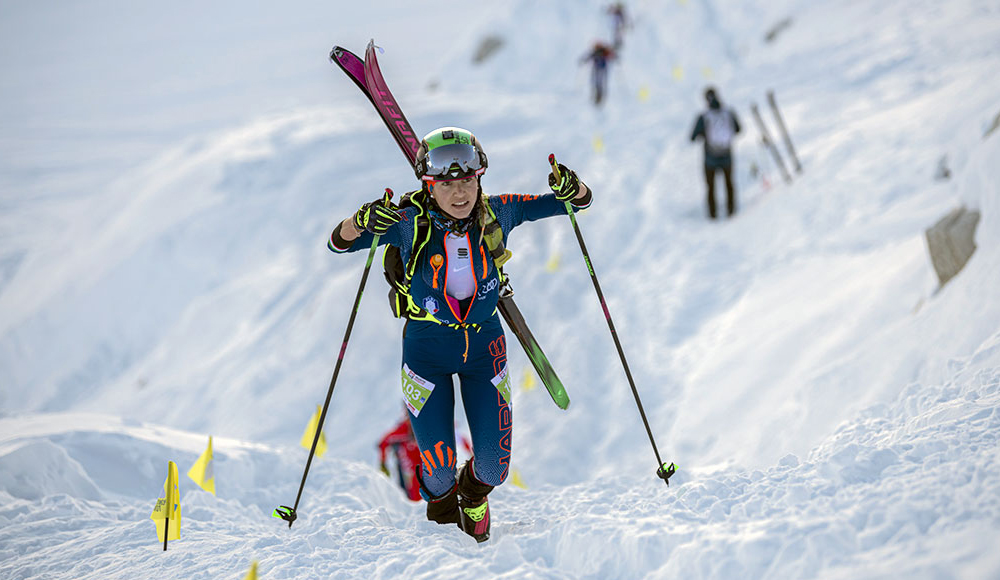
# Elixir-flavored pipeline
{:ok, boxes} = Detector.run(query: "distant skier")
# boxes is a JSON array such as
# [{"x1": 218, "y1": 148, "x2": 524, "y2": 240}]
[
  {"x1": 607, "y1": 2, "x2": 630, "y2": 49},
  {"x1": 690, "y1": 87, "x2": 742, "y2": 219},
  {"x1": 377, "y1": 414, "x2": 474, "y2": 502},
  {"x1": 580, "y1": 42, "x2": 616, "y2": 106},
  {"x1": 377, "y1": 414, "x2": 423, "y2": 501},
  {"x1": 329, "y1": 127, "x2": 593, "y2": 542}
]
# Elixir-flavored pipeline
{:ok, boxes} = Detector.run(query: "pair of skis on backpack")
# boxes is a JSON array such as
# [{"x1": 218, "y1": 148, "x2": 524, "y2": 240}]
[{"x1": 330, "y1": 41, "x2": 570, "y2": 411}]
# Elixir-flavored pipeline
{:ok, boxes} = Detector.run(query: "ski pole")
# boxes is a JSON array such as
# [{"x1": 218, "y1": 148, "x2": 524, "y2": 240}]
[
  {"x1": 274, "y1": 190, "x2": 391, "y2": 527},
  {"x1": 549, "y1": 155, "x2": 676, "y2": 486}
]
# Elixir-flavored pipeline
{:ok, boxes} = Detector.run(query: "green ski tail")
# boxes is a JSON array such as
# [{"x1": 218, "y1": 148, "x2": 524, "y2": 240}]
[{"x1": 498, "y1": 294, "x2": 570, "y2": 410}]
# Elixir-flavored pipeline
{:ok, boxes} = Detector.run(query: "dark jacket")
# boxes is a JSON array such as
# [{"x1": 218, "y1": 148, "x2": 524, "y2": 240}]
[{"x1": 691, "y1": 107, "x2": 741, "y2": 168}]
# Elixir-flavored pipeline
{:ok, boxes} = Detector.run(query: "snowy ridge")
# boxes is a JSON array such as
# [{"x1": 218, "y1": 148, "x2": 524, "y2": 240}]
[{"x1": 2, "y1": 0, "x2": 1000, "y2": 577}]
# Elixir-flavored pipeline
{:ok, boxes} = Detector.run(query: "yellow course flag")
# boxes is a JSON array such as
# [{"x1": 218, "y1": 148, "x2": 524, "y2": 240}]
[
  {"x1": 150, "y1": 461, "x2": 181, "y2": 542},
  {"x1": 545, "y1": 252, "x2": 560, "y2": 272},
  {"x1": 672, "y1": 66, "x2": 685, "y2": 81},
  {"x1": 638, "y1": 85, "x2": 651, "y2": 102},
  {"x1": 243, "y1": 561, "x2": 258, "y2": 580},
  {"x1": 521, "y1": 367, "x2": 537, "y2": 392},
  {"x1": 592, "y1": 134, "x2": 605, "y2": 153},
  {"x1": 187, "y1": 435, "x2": 215, "y2": 495},
  {"x1": 300, "y1": 404, "x2": 328, "y2": 458},
  {"x1": 511, "y1": 468, "x2": 528, "y2": 489}
]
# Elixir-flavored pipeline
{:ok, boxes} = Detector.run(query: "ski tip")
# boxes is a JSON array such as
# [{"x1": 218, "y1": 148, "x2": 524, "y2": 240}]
[{"x1": 366, "y1": 39, "x2": 384, "y2": 55}]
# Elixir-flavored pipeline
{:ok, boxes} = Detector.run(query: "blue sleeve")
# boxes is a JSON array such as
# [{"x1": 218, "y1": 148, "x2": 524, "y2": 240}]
[
  {"x1": 489, "y1": 192, "x2": 589, "y2": 235},
  {"x1": 327, "y1": 207, "x2": 415, "y2": 254}
]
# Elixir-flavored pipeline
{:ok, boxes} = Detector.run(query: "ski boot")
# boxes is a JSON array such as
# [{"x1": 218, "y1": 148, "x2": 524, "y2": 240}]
[
  {"x1": 417, "y1": 468, "x2": 460, "y2": 525},
  {"x1": 457, "y1": 460, "x2": 494, "y2": 543}
]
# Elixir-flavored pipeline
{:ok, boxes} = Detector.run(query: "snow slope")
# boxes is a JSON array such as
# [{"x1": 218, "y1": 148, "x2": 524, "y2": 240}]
[{"x1": 2, "y1": 0, "x2": 999, "y2": 578}]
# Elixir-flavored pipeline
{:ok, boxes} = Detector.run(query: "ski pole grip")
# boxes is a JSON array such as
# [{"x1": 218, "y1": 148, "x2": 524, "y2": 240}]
[{"x1": 548, "y1": 154, "x2": 561, "y2": 183}]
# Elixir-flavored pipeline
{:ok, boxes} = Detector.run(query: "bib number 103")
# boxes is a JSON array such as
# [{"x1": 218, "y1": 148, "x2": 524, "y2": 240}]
[{"x1": 401, "y1": 363, "x2": 436, "y2": 417}]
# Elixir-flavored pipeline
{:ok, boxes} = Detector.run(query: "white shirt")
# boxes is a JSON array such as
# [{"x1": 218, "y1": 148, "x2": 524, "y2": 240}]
[{"x1": 444, "y1": 232, "x2": 476, "y2": 300}]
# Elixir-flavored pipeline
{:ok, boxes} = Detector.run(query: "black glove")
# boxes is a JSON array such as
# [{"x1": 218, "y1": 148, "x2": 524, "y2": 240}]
[
  {"x1": 548, "y1": 164, "x2": 581, "y2": 201},
  {"x1": 353, "y1": 189, "x2": 401, "y2": 235}
]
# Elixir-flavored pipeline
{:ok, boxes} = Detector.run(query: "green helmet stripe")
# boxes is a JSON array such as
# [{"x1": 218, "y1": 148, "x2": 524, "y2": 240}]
[{"x1": 423, "y1": 127, "x2": 474, "y2": 150}]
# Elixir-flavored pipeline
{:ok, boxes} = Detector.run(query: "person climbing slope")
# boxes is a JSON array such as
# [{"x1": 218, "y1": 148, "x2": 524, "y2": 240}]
[
  {"x1": 329, "y1": 127, "x2": 592, "y2": 542},
  {"x1": 580, "y1": 42, "x2": 616, "y2": 106},
  {"x1": 377, "y1": 413, "x2": 424, "y2": 501}
]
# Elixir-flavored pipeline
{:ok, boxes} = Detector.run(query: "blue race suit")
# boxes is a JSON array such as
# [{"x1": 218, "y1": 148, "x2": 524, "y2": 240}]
[{"x1": 331, "y1": 191, "x2": 590, "y2": 498}]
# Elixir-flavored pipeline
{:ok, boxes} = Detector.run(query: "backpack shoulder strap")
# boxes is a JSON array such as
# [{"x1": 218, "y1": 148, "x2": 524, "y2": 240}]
[
  {"x1": 403, "y1": 192, "x2": 432, "y2": 283},
  {"x1": 480, "y1": 196, "x2": 513, "y2": 292},
  {"x1": 381, "y1": 190, "x2": 437, "y2": 321},
  {"x1": 480, "y1": 195, "x2": 512, "y2": 274}
]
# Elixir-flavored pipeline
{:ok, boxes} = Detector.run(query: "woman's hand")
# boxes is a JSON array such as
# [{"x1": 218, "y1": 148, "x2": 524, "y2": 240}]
[
  {"x1": 352, "y1": 189, "x2": 401, "y2": 235},
  {"x1": 548, "y1": 163, "x2": 590, "y2": 203}
]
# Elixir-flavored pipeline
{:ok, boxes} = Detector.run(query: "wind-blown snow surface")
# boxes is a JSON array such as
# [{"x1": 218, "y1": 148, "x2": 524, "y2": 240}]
[{"x1": 2, "y1": 0, "x2": 999, "y2": 577}]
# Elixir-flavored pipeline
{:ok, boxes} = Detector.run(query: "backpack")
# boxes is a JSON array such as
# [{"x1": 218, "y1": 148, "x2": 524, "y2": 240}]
[
  {"x1": 704, "y1": 109, "x2": 736, "y2": 154},
  {"x1": 383, "y1": 190, "x2": 512, "y2": 324}
]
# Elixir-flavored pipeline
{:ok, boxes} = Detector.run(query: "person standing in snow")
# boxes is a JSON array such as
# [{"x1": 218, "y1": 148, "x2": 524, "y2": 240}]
[
  {"x1": 580, "y1": 42, "x2": 616, "y2": 106},
  {"x1": 690, "y1": 87, "x2": 742, "y2": 219},
  {"x1": 329, "y1": 127, "x2": 592, "y2": 542},
  {"x1": 607, "y1": 2, "x2": 630, "y2": 49}
]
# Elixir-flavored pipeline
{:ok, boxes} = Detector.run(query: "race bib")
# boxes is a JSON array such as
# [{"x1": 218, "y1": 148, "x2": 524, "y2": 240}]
[
  {"x1": 491, "y1": 365, "x2": 512, "y2": 405},
  {"x1": 401, "y1": 363, "x2": 436, "y2": 417}
]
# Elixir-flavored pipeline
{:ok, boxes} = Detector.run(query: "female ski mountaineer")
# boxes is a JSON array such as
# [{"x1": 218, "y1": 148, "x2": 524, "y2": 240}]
[{"x1": 328, "y1": 127, "x2": 592, "y2": 542}]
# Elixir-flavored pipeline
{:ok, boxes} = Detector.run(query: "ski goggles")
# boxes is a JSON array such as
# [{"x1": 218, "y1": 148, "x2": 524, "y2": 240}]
[{"x1": 421, "y1": 143, "x2": 485, "y2": 181}]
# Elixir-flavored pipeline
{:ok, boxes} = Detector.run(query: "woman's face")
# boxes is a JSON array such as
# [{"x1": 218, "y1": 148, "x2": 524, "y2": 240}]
[{"x1": 430, "y1": 177, "x2": 478, "y2": 219}]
